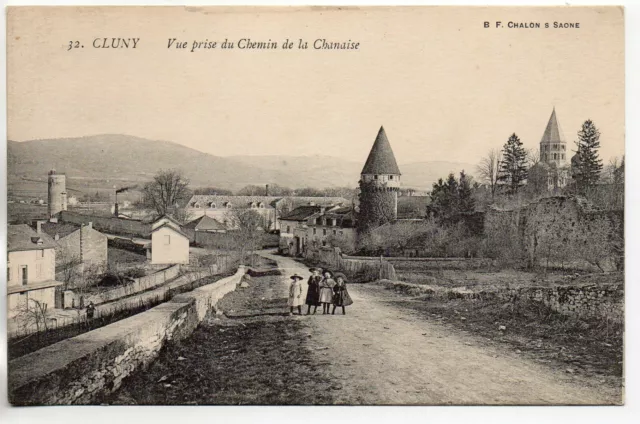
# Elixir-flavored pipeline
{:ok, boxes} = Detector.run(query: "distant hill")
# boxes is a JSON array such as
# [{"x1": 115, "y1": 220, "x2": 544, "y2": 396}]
[{"x1": 8, "y1": 135, "x2": 476, "y2": 194}]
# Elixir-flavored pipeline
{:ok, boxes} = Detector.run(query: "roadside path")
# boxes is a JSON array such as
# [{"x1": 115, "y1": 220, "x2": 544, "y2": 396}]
[{"x1": 261, "y1": 251, "x2": 621, "y2": 405}]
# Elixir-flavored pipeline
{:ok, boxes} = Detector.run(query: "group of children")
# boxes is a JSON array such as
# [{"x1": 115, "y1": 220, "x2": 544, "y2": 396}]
[{"x1": 288, "y1": 267, "x2": 354, "y2": 316}]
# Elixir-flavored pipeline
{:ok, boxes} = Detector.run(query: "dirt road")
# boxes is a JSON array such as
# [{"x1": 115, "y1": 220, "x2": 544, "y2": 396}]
[{"x1": 262, "y1": 252, "x2": 621, "y2": 405}]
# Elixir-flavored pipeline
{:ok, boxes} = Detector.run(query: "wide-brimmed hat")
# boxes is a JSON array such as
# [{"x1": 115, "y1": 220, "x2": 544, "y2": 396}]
[
  {"x1": 309, "y1": 267, "x2": 323, "y2": 273},
  {"x1": 290, "y1": 274, "x2": 304, "y2": 281},
  {"x1": 322, "y1": 270, "x2": 334, "y2": 276},
  {"x1": 334, "y1": 272, "x2": 347, "y2": 282}
]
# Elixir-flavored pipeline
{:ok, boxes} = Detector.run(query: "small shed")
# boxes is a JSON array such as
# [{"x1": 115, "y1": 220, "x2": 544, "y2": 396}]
[{"x1": 150, "y1": 216, "x2": 189, "y2": 265}]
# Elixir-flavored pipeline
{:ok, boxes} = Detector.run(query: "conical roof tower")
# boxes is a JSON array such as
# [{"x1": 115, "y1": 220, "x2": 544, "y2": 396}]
[
  {"x1": 361, "y1": 126, "x2": 401, "y2": 175},
  {"x1": 540, "y1": 108, "x2": 567, "y2": 166}
]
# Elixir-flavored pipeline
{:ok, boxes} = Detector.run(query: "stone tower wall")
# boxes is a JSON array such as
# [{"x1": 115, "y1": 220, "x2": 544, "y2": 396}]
[
  {"x1": 48, "y1": 172, "x2": 67, "y2": 218},
  {"x1": 357, "y1": 181, "x2": 398, "y2": 233}
]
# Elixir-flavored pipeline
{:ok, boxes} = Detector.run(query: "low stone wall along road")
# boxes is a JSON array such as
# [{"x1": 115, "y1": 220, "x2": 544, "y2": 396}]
[{"x1": 109, "y1": 251, "x2": 621, "y2": 405}]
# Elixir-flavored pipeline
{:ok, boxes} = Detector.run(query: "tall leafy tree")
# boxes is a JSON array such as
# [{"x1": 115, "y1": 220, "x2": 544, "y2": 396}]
[
  {"x1": 498, "y1": 133, "x2": 528, "y2": 194},
  {"x1": 142, "y1": 169, "x2": 191, "y2": 218},
  {"x1": 572, "y1": 120, "x2": 603, "y2": 192}
]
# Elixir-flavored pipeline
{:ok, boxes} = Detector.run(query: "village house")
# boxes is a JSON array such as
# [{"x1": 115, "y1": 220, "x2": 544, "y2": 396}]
[
  {"x1": 7, "y1": 225, "x2": 63, "y2": 319},
  {"x1": 37, "y1": 219, "x2": 108, "y2": 273},
  {"x1": 185, "y1": 194, "x2": 349, "y2": 231},
  {"x1": 279, "y1": 205, "x2": 357, "y2": 255},
  {"x1": 150, "y1": 215, "x2": 190, "y2": 265}
]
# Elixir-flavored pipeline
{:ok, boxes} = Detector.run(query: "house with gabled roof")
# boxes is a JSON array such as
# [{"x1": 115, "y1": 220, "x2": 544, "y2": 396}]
[
  {"x1": 7, "y1": 224, "x2": 63, "y2": 318},
  {"x1": 279, "y1": 204, "x2": 357, "y2": 255},
  {"x1": 37, "y1": 219, "x2": 108, "y2": 272},
  {"x1": 150, "y1": 215, "x2": 190, "y2": 265}
]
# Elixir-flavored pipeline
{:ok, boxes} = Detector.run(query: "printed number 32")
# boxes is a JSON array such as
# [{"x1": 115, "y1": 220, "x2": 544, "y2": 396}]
[{"x1": 67, "y1": 41, "x2": 81, "y2": 51}]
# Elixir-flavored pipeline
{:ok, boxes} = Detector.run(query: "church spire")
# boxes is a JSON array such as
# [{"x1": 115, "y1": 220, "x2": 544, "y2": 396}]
[
  {"x1": 361, "y1": 126, "x2": 401, "y2": 175},
  {"x1": 540, "y1": 107, "x2": 566, "y2": 145}
]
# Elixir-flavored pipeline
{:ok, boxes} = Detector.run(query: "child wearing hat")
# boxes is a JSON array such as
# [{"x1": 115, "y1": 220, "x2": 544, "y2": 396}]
[
  {"x1": 331, "y1": 273, "x2": 353, "y2": 315},
  {"x1": 318, "y1": 270, "x2": 336, "y2": 315},
  {"x1": 305, "y1": 267, "x2": 323, "y2": 315},
  {"x1": 288, "y1": 274, "x2": 304, "y2": 316}
]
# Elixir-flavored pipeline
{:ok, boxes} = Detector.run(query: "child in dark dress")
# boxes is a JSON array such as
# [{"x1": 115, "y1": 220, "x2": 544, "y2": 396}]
[
  {"x1": 331, "y1": 273, "x2": 353, "y2": 315},
  {"x1": 305, "y1": 267, "x2": 322, "y2": 315}
]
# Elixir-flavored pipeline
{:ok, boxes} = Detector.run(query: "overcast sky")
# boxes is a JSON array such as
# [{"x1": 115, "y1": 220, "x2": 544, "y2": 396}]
[{"x1": 7, "y1": 6, "x2": 625, "y2": 165}]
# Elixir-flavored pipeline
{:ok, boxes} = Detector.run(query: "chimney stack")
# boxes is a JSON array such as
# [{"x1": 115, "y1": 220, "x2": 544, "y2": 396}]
[
  {"x1": 265, "y1": 184, "x2": 270, "y2": 196},
  {"x1": 114, "y1": 202, "x2": 119, "y2": 217},
  {"x1": 36, "y1": 221, "x2": 43, "y2": 234}
]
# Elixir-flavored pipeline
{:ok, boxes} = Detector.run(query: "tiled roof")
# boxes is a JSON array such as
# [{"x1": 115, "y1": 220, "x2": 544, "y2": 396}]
[
  {"x1": 540, "y1": 108, "x2": 566, "y2": 144},
  {"x1": 307, "y1": 207, "x2": 356, "y2": 228},
  {"x1": 187, "y1": 195, "x2": 279, "y2": 209},
  {"x1": 276, "y1": 197, "x2": 349, "y2": 208},
  {"x1": 8, "y1": 225, "x2": 57, "y2": 252},
  {"x1": 361, "y1": 126, "x2": 401, "y2": 175},
  {"x1": 150, "y1": 222, "x2": 189, "y2": 238},
  {"x1": 280, "y1": 205, "x2": 325, "y2": 221},
  {"x1": 153, "y1": 215, "x2": 183, "y2": 227},
  {"x1": 39, "y1": 222, "x2": 81, "y2": 239},
  {"x1": 184, "y1": 215, "x2": 227, "y2": 231}
]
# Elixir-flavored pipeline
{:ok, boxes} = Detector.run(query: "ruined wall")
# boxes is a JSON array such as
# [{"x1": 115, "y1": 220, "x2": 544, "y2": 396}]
[
  {"x1": 8, "y1": 266, "x2": 246, "y2": 405},
  {"x1": 484, "y1": 196, "x2": 623, "y2": 270}
]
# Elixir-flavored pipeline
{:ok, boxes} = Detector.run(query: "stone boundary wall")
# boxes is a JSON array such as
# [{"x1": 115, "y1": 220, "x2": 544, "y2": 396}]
[
  {"x1": 84, "y1": 265, "x2": 181, "y2": 306},
  {"x1": 307, "y1": 247, "x2": 396, "y2": 281},
  {"x1": 60, "y1": 211, "x2": 152, "y2": 238},
  {"x1": 382, "y1": 279, "x2": 623, "y2": 324},
  {"x1": 8, "y1": 266, "x2": 246, "y2": 405}
]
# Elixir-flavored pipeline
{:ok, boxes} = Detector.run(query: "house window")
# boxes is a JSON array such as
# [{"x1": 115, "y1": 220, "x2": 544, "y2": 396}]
[
  {"x1": 287, "y1": 226, "x2": 291, "y2": 233},
  {"x1": 322, "y1": 240, "x2": 327, "y2": 246},
  {"x1": 389, "y1": 175, "x2": 393, "y2": 180},
  {"x1": 21, "y1": 266, "x2": 28, "y2": 285},
  {"x1": 7, "y1": 267, "x2": 11, "y2": 283},
  {"x1": 339, "y1": 231, "x2": 344, "y2": 235},
  {"x1": 313, "y1": 228, "x2": 317, "y2": 235},
  {"x1": 333, "y1": 230, "x2": 337, "y2": 235},
  {"x1": 209, "y1": 203, "x2": 216, "y2": 208},
  {"x1": 259, "y1": 203, "x2": 265, "y2": 208},
  {"x1": 195, "y1": 203, "x2": 201, "y2": 209},
  {"x1": 562, "y1": 154, "x2": 565, "y2": 159},
  {"x1": 374, "y1": 175, "x2": 378, "y2": 180},
  {"x1": 36, "y1": 250, "x2": 44, "y2": 260},
  {"x1": 164, "y1": 235, "x2": 171, "y2": 245},
  {"x1": 323, "y1": 229, "x2": 327, "y2": 236}
]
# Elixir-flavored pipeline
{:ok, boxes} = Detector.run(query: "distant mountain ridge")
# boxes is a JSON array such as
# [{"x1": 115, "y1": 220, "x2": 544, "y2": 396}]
[{"x1": 8, "y1": 135, "x2": 476, "y2": 192}]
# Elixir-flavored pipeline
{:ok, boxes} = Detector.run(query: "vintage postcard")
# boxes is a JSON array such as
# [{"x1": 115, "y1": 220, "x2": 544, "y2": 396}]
[{"x1": 5, "y1": 6, "x2": 624, "y2": 406}]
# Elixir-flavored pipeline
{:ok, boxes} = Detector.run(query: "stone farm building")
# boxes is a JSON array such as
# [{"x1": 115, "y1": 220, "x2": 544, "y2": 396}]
[
  {"x1": 185, "y1": 195, "x2": 349, "y2": 231},
  {"x1": 279, "y1": 205, "x2": 357, "y2": 256},
  {"x1": 37, "y1": 219, "x2": 108, "y2": 273},
  {"x1": 7, "y1": 225, "x2": 63, "y2": 318},
  {"x1": 150, "y1": 215, "x2": 190, "y2": 265}
]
